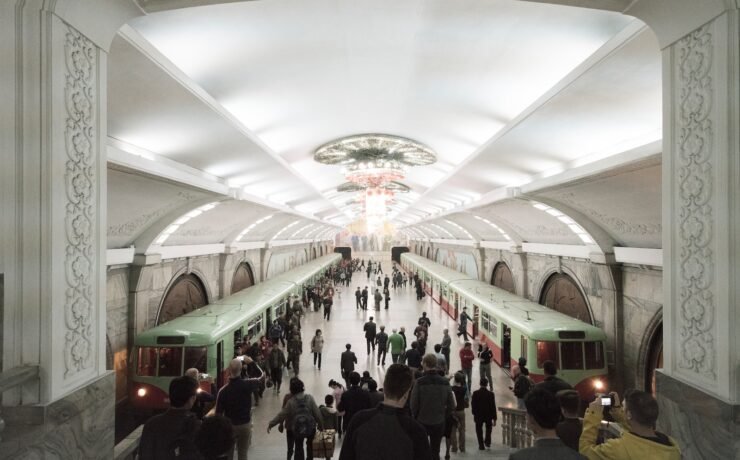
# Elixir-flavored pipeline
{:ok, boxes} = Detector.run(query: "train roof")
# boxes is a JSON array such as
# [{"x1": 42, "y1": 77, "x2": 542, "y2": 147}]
[
  {"x1": 134, "y1": 253, "x2": 341, "y2": 347},
  {"x1": 401, "y1": 253, "x2": 606, "y2": 341}
]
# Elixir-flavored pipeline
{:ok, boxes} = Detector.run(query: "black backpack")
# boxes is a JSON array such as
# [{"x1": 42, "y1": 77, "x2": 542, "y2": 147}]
[
  {"x1": 513, "y1": 374, "x2": 533, "y2": 399},
  {"x1": 166, "y1": 413, "x2": 201, "y2": 459},
  {"x1": 292, "y1": 396, "x2": 317, "y2": 439}
]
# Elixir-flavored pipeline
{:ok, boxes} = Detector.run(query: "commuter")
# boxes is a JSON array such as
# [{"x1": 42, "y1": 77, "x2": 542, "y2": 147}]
[
  {"x1": 269, "y1": 319, "x2": 285, "y2": 347},
  {"x1": 268, "y1": 344, "x2": 287, "y2": 393},
  {"x1": 367, "y1": 380, "x2": 384, "y2": 407},
  {"x1": 511, "y1": 357, "x2": 528, "y2": 380},
  {"x1": 440, "y1": 329, "x2": 452, "y2": 373},
  {"x1": 340, "y1": 344, "x2": 358, "y2": 388},
  {"x1": 433, "y1": 344, "x2": 447, "y2": 374},
  {"x1": 195, "y1": 414, "x2": 235, "y2": 460},
  {"x1": 377, "y1": 262, "x2": 383, "y2": 274},
  {"x1": 471, "y1": 378, "x2": 497, "y2": 451},
  {"x1": 404, "y1": 341, "x2": 423, "y2": 371},
  {"x1": 383, "y1": 287, "x2": 390, "y2": 310},
  {"x1": 579, "y1": 390, "x2": 681, "y2": 460},
  {"x1": 329, "y1": 380, "x2": 346, "y2": 438},
  {"x1": 364, "y1": 317, "x2": 377, "y2": 354},
  {"x1": 418, "y1": 312, "x2": 431, "y2": 329},
  {"x1": 184, "y1": 367, "x2": 215, "y2": 419},
  {"x1": 361, "y1": 287, "x2": 369, "y2": 310},
  {"x1": 534, "y1": 360, "x2": 573, "y2": 395},
  {"x1": 415, "y1": 282, "x2": 424, "y2": 300},
  {"x1": 457, "y1": 307, "x2": 473, "y2": 341},
  {"x1": 320, "y1": 394, "x2": 339, "y2": 431},
  {"x1": 402, "y1": 273, "x2": 408, "y2": 288},
  {"x1": 216, "y1": 358, "x2": 260, "y2": 460},
  {"x1": 414, "y1": 324, "x2": 428, "y2": 356},
  {"x1": 509, "y1": 388, "x2": 586, "y2": 460},
  {"x1": 373, "y1": 288, "x2": 382, "y2": 310},
  {"x1": 288, "y1": 331, "x2": 303, "y2": 377},
  {"x1": 383, "y1": 275, "x2": 390, "y2": 290},
  {"x1": 513, "y1": 366, "x2": 534, "y2": 409},
  {"x1": 479, "y1": 342, "x2": 493, "y2": 387},
  {"x1": 267, "y1": 378, "x2": 324, "y2": 460},
  {"x1": 139, "y1": 376, "x2": 201, "y2": 460},
  {"x1": 459, "y1": 342, "x2": 475, "y2": 395},
  {"x1": 556, "y1": 390, "x2": 583, "y2": 452},
  {"x1": 337, "y1": 372, "x2": 372, "y2": 432},
  {"x1": 375, "y1": 325, "x2": 389, "y2": 366},
  {"x1": 388, "y1": 328, "x2": 405, "y2": 364},
  {"x1": 449, "y1": 372, "x2": 468, "y2": 453},
  {"x1": 410, "y1": 354, "x2": 456, "y2": 460},
  {"x1": 311, "y1": 329, "x2": 324, "y2": 370},
  {"x1": 355, "y1": 287, "x2": 362, "y2": 310},
  {"x1": 323, "y1": 295, "x2": 333, "y2": 321},
  {"x1": 360, "y1": 371, "x2": 377, "y2": 391},
  {"x1": 399, "y1": 327, "x2": 407, "y2": 349},
  {"x1": 339, "y1": 364, "x2": 432, "y2": 460}
]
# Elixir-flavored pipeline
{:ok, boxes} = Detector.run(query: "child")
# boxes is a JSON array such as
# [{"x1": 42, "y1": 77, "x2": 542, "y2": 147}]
[{"x1": 319, "y1": 394, "x2": 338, "y2": 431}]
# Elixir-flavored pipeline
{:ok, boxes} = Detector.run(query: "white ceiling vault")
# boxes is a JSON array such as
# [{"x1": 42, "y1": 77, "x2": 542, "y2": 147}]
[{"x1": 106, "y1": 0, "x2": 664, "y2": 252}]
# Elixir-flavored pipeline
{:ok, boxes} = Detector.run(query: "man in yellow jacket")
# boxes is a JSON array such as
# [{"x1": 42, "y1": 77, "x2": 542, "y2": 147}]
[{"x1": 579, "y1": 389, "x2": 681, "y2": 460}]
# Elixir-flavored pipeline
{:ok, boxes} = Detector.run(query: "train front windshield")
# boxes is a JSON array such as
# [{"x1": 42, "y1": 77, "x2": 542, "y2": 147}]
[{"x1": 136, "y1": 346, "x2": 208, "y2": 377}]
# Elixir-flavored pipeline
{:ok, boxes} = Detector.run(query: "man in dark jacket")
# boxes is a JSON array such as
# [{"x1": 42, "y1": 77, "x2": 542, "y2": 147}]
[
  {"x1": 534, "y1": 360, "x2": 573, "y2": 395},
  {"x1": 471, "y1": 378, "x2": 497, "y2": 450},
  {"x1": 410, "y1": 354, "x2": 456, "y2": 460},
  {"x1": 404, "y1": 341, "x2": 422, "y2": 370},
  {"x1": 375, "y1": 325, "x2": 389, "y2": 366},
  {"x1": 355, "y1": 287, "x2": 362, "y2": 310},
  {"x1": 341, "y1": 343, "x2": 358, "y2": 388},
  {"x1": 215, "y1": 358, "x2": 261, "y2": 460},
  {"x1": 339, "y1": 364, "x2": 432, "y2": 460},
  {"x1": 364, "y1": 317, "x2": 377, "y2": 354},
  {"x1": 555, "y1": 390, "x2": 582, "y2": 452},
  {"x1": 139, "y1": 376, "x2": 201, "y2": 460},
  {"x1": 361, "y1": 286, "x2": 369, "y2": 310},
  {"x1": 338, "y1": 372, "x2": 372, "y2": 432}
]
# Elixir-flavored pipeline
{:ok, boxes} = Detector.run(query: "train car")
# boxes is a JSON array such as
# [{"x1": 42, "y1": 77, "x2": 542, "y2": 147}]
[
  {"x1": 130, "y1": 253, "x2": 341, "y2": 410},
  {"x1": 401, "y1": 253, "x2": 608, "y2": 400}
]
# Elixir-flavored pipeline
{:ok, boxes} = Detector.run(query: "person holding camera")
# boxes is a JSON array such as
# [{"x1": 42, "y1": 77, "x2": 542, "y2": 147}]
[
  {"x1": 185, "y1": 367, "x2": 216, "y2": 419},
  {"x1": 579, "y1": 390, "x2": 681, "y2": 459}
]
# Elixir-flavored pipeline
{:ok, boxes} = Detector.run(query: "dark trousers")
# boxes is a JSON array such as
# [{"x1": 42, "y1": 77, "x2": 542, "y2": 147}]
[
  {"x1": 384, "y1": 299, "x2": 389, "y2": 309},
  {"x1": 323, "y1": 308, "x2": 331, "y2": 320},
  {"x1": 441, "y1": 348, "x2": 451, "y2": 372},
  {"x1": 457, "y1": 326, "x2": 469, "y2": 341},
  {"x1": 391, "y1": 353, "x2": 401, "y2": 364},
  {"x1": 313, "y1": 352, "x2": 322, "y2": 369},
  {"x1": 271, "y1": 367, "x2": 282, "y2": 390},
  {"x1": 356, "y1": 297, "x2": 361, "y2": 309},
  {"x1": 366, "y1": 337, "x2": 376, "y2": 354},
  {"x1": 286, "y1": 430, "x2": 313, "y2": 460},
  {"x1": 377, "y1": 348, "x2": 387, "y2": 365},
  {"x1": 422, "y1": 422, "x2": 445, "y2": 460},
  {"x1": 362, "y1": 299, "x2": 367, "y2": 310},
  {"x1": 475, "y1": 419, "x2": 493, "y2": 448}
]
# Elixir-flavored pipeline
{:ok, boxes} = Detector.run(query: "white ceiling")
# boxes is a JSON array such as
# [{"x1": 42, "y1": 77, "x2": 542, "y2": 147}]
[{"x1": 109, "y1": 0, "x2": 661, "y2": 224}]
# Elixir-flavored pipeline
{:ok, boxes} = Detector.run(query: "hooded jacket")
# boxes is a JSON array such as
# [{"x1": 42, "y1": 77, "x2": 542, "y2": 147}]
[{"x1": 579, "y1": 407, "x2": 681, "y2": 460}]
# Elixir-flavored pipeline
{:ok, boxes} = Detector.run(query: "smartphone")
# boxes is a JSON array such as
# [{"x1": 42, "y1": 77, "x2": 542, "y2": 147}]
[{"x1": 600, "y1": 397, "x2": 612, "y2": 406}]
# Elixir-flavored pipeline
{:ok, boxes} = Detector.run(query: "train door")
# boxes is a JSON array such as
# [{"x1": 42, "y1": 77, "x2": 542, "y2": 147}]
[
  {"x1": 520, "y1": 334, "x2": 528, "y2": 363},
  {"x1": 472, "y1": 305, "x2": 480, "y2": 338},
  {"x1": 216, "y1": 340, "x2": 224, "y2": 388},
  {"x1": 502, "y1": 324, "x2": 511, "y2": 368},
  {"x1": 453, "y1": 293, "x2": 459, "y2": 319},
  {"x1": 266, "y1": 307, "x2": 272, "y2": 329}
]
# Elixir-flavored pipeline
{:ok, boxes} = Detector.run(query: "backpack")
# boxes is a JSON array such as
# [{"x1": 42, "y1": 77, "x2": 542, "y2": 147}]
[
  {"x1": 166, "y1": 413, "x2": 201, "y2": 459},
  {"x1": 292, "y1": 396, "x2": 317, "y2": 439},
  {"x1": 513, "y1": 374, "x2": 533, "y2": 398}
]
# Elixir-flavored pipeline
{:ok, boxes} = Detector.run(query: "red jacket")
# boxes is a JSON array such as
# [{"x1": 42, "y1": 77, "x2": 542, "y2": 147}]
[{"x1": 459, "y1": 348, "x2": 475, "y2": 369}]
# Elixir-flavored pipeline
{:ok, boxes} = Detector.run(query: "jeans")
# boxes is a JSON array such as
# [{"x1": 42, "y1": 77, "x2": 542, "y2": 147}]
[
  {"x1": 480, "y1": 363, "x2": 492, "y2": 387},
  {"x1": 233, "y1": 422, "x2": 252, "y2": 460},
  {"x1": 313, "y1": 352, "x2": 322, "y2": 369},
  {"x1": 450, "y1": 410, "x2": 466, "y2": 451},
  {"x1": 422, "y1": 422, "x2": 445, "y2": 460},
  {"x1": 441, "y1": 348, "x2": 451, "y2": 373},
  {"x1": 377, "y1": 348, "x2": 387, "y2": 365},
  {"x1": 475, "y1": 419, "x2": 493, "y2": 448},
  {"x1": 462, "y1": 368, "x2": 473, "y2": 395},
  {"x1": 271, "y1": 367, "x2": 283, "y2": 390},
  {"x1": 286, "y1": 430, "x2": 313, "y2": 460}
]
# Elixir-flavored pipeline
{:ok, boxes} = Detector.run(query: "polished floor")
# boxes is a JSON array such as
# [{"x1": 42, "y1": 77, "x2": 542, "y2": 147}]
[{"x1": 247, "y1": 252, "x2": 517, "y2": 459}]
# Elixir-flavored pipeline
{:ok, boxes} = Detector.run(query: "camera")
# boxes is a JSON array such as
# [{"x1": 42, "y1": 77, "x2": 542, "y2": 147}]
[
  {"x1": 198, "y1": 373, "x2": 209, "y2": 380},
  {"x1": 600, "y1": 396, "x2": 612, "y2": 406}
]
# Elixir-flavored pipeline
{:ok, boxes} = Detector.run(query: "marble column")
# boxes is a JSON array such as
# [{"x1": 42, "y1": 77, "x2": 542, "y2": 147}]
[
  {"x1": 661, "y1": 8, "x2": 740, "y2": 459},
  {"x1": 0, "y1": 1, "x2": 137, "y2": 457}
]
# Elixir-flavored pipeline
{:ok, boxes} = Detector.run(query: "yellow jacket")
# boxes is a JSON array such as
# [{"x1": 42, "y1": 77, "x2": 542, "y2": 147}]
[{"x1": 579, "y1": 407, "x2": 681, "y2": 460}]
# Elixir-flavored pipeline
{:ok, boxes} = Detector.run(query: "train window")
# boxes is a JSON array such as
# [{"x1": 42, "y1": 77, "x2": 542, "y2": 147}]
[
  {"x1": 536, "y1": 341, "x2": 559, "y2": 368},
  {"x1": 248, "y1": 317, "x2": 263, "y2": 340},
  {"x1": 558, "y1": 331, "x2": 586, "y2": 339},
  {"x1": 184, "y1": 347, "x2": 208, "y2": 372},
  {"x1": 585, "y1": 341, "x2": 605, "y2": 369},
  {"x1": 157, "y1": 347, "x2": 183, "y2": 377},
  {"x1": 560, "y1": 342, "x2": 584, "y2": 370},
  {"x1": 137, "y1": 347, "x2": 157, "y2": 376},
  {"x1": 234, "y1": 327, "x2": 243, "y2": 344},
  {"x1": 480, "y1": 312, "x2": 490, "y2": 334}
]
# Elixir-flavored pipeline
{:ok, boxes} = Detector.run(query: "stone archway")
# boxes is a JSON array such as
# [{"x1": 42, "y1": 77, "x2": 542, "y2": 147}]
[
  {"x1": 645, "y1": 322, "x2": 663, "y2": 395},
  {"x1": 491, "y1": 261, "x2": 515, "y2": 294},
  {"x1": 426, "y1": 247, "x2": 431, "y2": 259},
  {"x1": 157, "y1": 273, "x2": 209, "y2": 325},
  {"x1": 231, "y1": 263, "x2": 255, "y2": 294},
  {"x1": 539, "y1": 273, "x2": 592, "y2": 324}
]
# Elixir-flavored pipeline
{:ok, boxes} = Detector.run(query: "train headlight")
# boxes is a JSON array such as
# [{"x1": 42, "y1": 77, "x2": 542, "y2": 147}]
[
  {"x1": 593, "y1": 379, "x2": 605, "y2": 391},
  {"x1": 137, "y1": 387, "x2": 147, "y2": 397}
]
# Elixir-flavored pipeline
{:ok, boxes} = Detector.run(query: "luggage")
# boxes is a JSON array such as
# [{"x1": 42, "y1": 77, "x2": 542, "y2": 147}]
[{"x1": 312, "y1": 429, "x2": 336, "y2": 459}]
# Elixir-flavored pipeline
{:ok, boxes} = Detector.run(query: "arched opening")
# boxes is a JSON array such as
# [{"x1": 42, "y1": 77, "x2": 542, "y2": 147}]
[
  {"x1": 157, "y1": 273, "x2": 208, "y2": 325},
  {"x1": 426, "y1": 247, "x2": 431, "y2": 259},
  {"x1": 539, "y1": 273, "x2": 592, "y2": 324},
  {"x1": 312, "y1": 247, "x2": 317, "y2": 259},
  {"x1": 491, "y1": 261, "x2": 515, "y2": 293},
  {"x1": 319, "y1": 246, "x2": 324, "y2": 256},
  {"x1": 231, "y1": 262, "x2": 255, "y2": 294},
  {"x1": 645, "y1": 323, "x2": 663, "y2": 396}
]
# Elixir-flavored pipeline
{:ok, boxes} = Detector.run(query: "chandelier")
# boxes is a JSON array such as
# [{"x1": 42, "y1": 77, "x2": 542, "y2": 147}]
[{"x1": 313, "y1": 134, "x2": 437, "y2": 232}]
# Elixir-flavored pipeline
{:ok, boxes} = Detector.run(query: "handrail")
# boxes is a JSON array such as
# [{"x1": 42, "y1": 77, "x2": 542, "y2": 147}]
[
  {"x1": 0, "y1": 365, "x2": 40, "y2": 442},
  {"x1": 499, "y1": 406, "x2": 533, "y2": 448}
]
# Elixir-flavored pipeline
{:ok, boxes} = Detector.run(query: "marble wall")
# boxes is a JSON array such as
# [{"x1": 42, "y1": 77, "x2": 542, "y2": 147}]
[
  {"x1": 106, "y1": 268, "x2": 130, "y2": 404},
  {"x1": 1, "y1": 372, "x2": 115, "y2": 459}
]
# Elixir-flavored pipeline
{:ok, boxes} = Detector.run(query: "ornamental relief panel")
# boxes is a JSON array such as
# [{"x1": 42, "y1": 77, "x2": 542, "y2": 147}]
[
  {"x1": 675, "y1": 24, "x2": 716, "y2": 380},
  {"x1": 63, "y1": 25, "x2": 97, "y2": 378},
  {"x1": 555, "y1": 192, "x2": 661, "y2": 236}
]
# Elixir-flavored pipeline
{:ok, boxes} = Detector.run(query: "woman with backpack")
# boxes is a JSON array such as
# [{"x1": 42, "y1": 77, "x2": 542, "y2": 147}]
[
  {"x1": 267, "y1": 378, "x2": 324, "y2": 460},
  {"x1": 311, "y1": 329, "x2": 324, "y2": 370}
]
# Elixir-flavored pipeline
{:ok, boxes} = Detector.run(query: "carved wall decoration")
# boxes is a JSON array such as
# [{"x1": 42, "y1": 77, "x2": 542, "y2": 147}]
[
  {"x1": 675, "y1": 24, "x2": 715, "y2": 379},
  {"x1": 107, "y1": 207, "x2": 170, "y2": 237},
  {"x1": 63, "y1": 26, "x2": 96, "y2": 377},
  {"x1": 556, "y1": 192, "x2": 662, "y2": 236}
]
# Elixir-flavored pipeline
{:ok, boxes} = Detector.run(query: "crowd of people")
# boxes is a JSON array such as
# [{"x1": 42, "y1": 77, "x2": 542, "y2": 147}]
[{"x1": 137, "y1": 257, "x2": 681, "y2": 460}]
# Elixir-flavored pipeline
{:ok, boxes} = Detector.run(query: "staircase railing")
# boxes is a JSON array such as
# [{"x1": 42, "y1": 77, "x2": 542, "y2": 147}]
[{"x1": 499, "y1": 407, "x2": 533, "y2": 448}]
